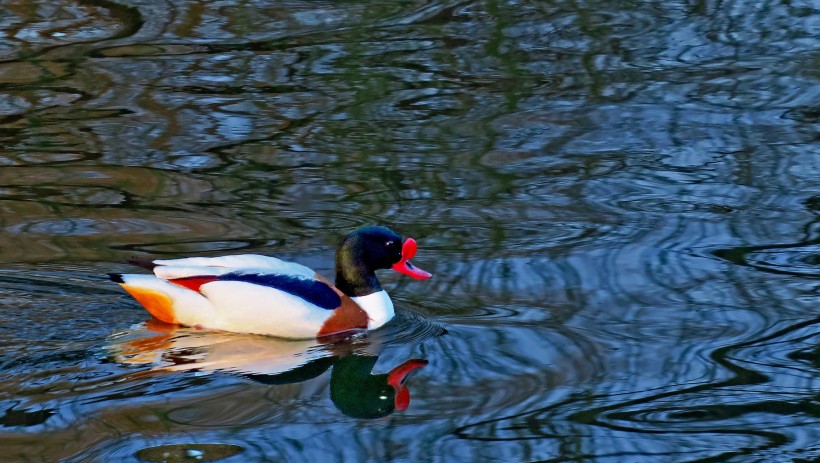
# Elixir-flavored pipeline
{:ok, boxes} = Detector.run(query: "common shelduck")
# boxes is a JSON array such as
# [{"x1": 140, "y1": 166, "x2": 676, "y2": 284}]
[{"x1": 110, "y1": 226, "x2": 432, "y2": 339}]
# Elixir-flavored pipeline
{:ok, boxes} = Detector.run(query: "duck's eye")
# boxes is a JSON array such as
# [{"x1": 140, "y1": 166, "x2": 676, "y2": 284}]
[{"x1": 386, "y1": 240, "x2": 395, "y2": 248}]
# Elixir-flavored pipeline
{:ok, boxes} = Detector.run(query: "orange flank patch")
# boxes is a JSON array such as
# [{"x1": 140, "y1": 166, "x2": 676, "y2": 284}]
[
  {"x1": 169, "y1": 276, "x2": 219, "y2": 292},
  {"x1": 317, "y1": 295, "x2": 368, "y2": 337},
  {"x1": 120, "y1": 285, "x2": 177, "y2": 324}
]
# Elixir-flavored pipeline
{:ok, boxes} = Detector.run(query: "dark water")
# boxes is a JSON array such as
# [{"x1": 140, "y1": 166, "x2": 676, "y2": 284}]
[{"x1": 1, "y1": 0, "x2": 818, "y2": 461}]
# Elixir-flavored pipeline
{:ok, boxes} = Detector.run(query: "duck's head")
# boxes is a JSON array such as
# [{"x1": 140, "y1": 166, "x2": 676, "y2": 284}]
[
  {"x1": 335, "y1": 226, "x2": 432, "y2": 296},
  {"x1": 330, "y1": 355, "x2": 428, "y2": 419}
]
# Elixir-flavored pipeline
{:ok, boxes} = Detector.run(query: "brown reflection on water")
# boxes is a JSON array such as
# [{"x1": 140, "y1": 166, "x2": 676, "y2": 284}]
[{"x1": 0, "y1": 165, "x2": 262, "y2": 262}]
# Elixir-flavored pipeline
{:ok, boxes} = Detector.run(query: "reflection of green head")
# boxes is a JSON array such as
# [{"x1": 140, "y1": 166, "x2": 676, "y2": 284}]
[{"x1": 330, "y1": 355, "x2": 427, "y2": 419}]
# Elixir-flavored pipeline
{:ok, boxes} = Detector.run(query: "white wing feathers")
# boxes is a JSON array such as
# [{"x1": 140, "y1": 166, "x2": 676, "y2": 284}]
[{"x1": 151, "y1": 254, "x2": 316, "y2": 280}]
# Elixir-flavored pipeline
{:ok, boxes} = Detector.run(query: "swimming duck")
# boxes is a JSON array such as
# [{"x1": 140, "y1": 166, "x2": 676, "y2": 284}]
[{"x1": 110, "y1": 226, "x2": 432, "y2": 339}]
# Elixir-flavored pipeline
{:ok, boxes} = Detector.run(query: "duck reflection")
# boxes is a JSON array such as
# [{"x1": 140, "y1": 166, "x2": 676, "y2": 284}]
[{"x1": 107, "y1": 320, "x2": 427, "y2": 419}]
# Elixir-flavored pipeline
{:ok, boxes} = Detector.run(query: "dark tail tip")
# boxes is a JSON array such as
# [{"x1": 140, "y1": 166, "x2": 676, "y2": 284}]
[
  {"x1": 108, "y1": 273, "x2": 125, "y2": 283},
  {"x1": 127, "y1": 255, "x2": 156, "y2": 270}
]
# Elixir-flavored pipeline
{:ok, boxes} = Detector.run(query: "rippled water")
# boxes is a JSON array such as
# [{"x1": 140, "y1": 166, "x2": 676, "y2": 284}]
[{"x1": 1, "y1": 0, "x2": 818, "y2": 461}]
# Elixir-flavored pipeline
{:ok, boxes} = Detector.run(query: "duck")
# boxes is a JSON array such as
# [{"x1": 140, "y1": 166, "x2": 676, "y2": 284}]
[{"x1": 110, "y1": 226, "x2": 432, "y2": 339}]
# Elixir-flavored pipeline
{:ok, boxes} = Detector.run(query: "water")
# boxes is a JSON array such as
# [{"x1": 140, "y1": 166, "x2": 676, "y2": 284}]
[{"x1": 0, "y1": 0, "x2": 818, "y2": 461}]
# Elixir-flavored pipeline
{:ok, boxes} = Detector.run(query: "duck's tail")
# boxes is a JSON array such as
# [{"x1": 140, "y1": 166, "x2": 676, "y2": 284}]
[
  {"x1": 126, "y1": 256, "x2": 157, "y2": 271},
  {"x1": 112, "y1": 274, "x2": 181, "y2": 324},
  {"x1": 112, "y1": 272, "x2": 216, "y2": 328}
]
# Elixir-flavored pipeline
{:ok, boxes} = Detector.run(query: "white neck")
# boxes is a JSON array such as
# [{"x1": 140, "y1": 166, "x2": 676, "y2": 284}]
[{"x1": 351, "y1": 290, "x2": 394, "y2": 330}]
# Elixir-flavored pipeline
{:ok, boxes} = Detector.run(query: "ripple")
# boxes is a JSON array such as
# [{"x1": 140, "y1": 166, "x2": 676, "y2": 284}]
[
  {"x1": 0, "y1": 61, "x2": 70, "y2": 85},
  {"x1": 806, "y1": 195, "x2": 820, "y2": 213},
  {"x1": 438, "y1": 303, "x2": 555, "y2": 326},
  {"x1": 136, "y1": 444, "x2": 244, "y2": 463},
  {"x1": 358, "y1": 88, "x2": 472, "y2": 123},
  {"x1": 9, "y1": 217, "x2": 189, "y2": 236},
  {"x1": 582, "y1": 9, "x2": 661, "y2": 41},
  {"x1": 164, "y1": 391, "x2": 276, "y2": 427},
  {"x1": 603, "y1": 397, "x2": 818, "y2": 430},
  {"x1": 0, "y1": 404, "x2": 55, "y2": 428},
  {"x1": 0, "y1": 94, "x2": 31, "y2": 115},
  {"x1": 16, "y1": 151, "x2": 98, "y2": 165},
  {"x1": 95, "y1": 44, "x2": 206, "y2": 58},
  {"x1": 694, "y1": 72, "x2": 818, "y2": 110},
  {"x1": 0, "y1": 0, "x2": 140, "y2": 59},
  {"x1": 116, "y1": 239, "x2": 268, "y2": 255},
  {"x1": 782, "y1": 106, "x2": 820, "y2": 123},
  {"x1": 584, "y1": 167, "x2": 760, "y2": 219},
  {"x1": 788, "y1": 346, "x2": 820, "y2": 369},
  {"x1": 713, "y1": 241, "x2": 820, "y2": 278},
  {"x1": 0, "y1": 185, "x2": 125, "y2": 205},
  {"x1": 369, "y1": 310, "x2": 448, "y2": 347},
  {"x1": 423, "y1": 219, "x2": 611, "y2": 257}
]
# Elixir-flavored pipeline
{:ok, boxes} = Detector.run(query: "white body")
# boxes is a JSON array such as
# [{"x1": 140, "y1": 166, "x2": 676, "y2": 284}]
[{"x1": 117, "y1": 254, "x2": 396, "y2": 339}]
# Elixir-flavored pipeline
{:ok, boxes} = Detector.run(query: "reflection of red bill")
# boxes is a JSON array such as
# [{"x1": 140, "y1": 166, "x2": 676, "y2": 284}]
[
  {"x1": 391, "y1": 238, "x2": 432, "y2": 279},
  {"x1": 387, "y1": 358, "x2": 429, "y2": 411}
]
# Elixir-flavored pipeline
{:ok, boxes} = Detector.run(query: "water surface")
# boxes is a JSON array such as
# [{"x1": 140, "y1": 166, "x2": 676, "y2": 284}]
[{"x1": 0, "y1": 0, "x2": 818, "y2": 462}]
